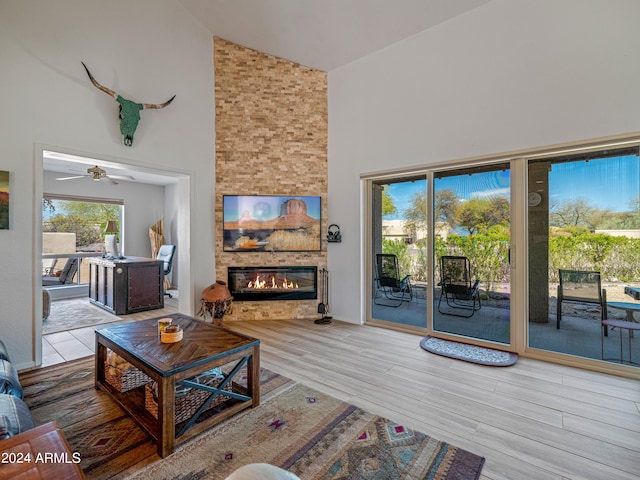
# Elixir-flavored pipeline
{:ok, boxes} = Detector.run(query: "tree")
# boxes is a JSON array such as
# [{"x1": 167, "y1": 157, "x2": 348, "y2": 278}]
[
  {"x1": 42, "y1": 198, "x2": 55, "y2": 214},
  {"x1": 435, "y1": 189, "x2": 460, "y2": 226},
  {"x1": 402, "y1": 191, "x2": 427, "y2": 241},
  {"x1": 43, "y1": 199, "x2": 121, "y2": 248},
  {"x1": 381, "y1": 188, "x2": 397, "y2": 217},
  {"x1": 457, "y1": 196, "x2": 509, "y2": 235},
  {"x1": 62, "y1": 201, "x2": 121, "y2": 226},
  {"x1": 47, "y1": 213, "x2": 103, "y2": 246},
  {"x1": 549, "y1": 197, "x2": 612, "y2": 230}
]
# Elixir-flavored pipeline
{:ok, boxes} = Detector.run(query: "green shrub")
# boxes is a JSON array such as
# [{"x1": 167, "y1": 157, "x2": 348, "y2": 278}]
[
  {"x1": 381, "y1": 238, "x2": 411, "y2": 278},
  {"x1": 384, "y1": 229, "x2": 640, "y2": 293}
]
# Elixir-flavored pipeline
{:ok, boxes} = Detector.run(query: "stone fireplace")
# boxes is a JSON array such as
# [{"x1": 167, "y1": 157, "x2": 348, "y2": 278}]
[
  {"x1": 228, "y1": 266, "x2": 317, "y2": 302},
  {"x1": 214, "y1": 37, "x2": 328, "y2": 321}
]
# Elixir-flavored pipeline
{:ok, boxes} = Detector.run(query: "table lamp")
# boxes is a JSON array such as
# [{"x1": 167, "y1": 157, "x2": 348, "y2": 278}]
[{"x1": 104, "y1": 220, "x2": 121, "y2": 258}]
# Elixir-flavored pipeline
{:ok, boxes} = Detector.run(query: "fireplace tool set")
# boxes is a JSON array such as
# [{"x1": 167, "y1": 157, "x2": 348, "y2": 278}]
[{"x1": 315, "y1": 268, "x2": 331, "y2": 324}]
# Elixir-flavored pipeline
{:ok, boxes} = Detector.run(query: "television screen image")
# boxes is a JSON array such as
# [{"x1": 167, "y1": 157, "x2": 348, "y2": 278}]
[{"x1": 223, "y1": 195, "x2": 321, "y2": 252}]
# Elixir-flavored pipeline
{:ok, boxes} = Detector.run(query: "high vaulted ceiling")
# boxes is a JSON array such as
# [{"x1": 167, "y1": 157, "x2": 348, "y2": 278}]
[
  {"x1": 179, "y1": 0, "x2": 493, "y2": 71},
  {"x1": 45, "y1": 1, "x2": 493, "y2": 182}
]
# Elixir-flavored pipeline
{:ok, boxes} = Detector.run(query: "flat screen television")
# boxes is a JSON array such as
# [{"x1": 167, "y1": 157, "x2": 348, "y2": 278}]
[{"x1": 223, "y1": 195, "x2": 321, "y2": 252}]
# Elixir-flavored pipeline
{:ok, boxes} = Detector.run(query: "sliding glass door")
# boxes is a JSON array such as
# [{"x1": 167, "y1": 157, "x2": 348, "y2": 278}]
[
  {"x1": 528, "y1": 147, "x2": 640, "y2": 368},
  {"x1": 366, "y1": 139, "x2": 640, "y2": 375},
  {"x1": 368, "y1": 165, "x2": 512, "y2": 340},
  {"x1": 432, "y1": 164, "x2": 511, "y2": 344},
  {"x1": 370, "y1": 175, "x2": 427, "y2": 328}
]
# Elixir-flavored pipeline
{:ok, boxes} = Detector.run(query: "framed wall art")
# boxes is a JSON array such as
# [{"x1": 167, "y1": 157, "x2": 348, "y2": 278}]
[
  {"x1": 0, "y1": 171, "x2": 9, "y2": 229},
  {"x1": 223, "y1": 195, "x2": 321, "y2": 252}
]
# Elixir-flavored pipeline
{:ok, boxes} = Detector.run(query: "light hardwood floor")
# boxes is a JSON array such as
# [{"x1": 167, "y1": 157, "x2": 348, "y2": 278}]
[
  {"x1": 226, "y1": 318, "x2": 640, "y2": 480},
  {"x1": 42, "y1": 305, "x2": 640, "y2": 479}
]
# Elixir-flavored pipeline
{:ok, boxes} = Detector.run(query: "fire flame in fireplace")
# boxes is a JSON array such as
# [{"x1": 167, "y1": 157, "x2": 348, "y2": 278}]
[{"x1": 247, "y1": 274, "x2": 299, "y2": 290}]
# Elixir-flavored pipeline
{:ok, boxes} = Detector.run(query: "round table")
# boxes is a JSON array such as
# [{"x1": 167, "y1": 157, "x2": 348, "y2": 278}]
[
  {"x1": 606, "y1": 301, "x2": 640, "y2": 339},
  {"x1": 607, "y1": 301, "x2": 640, "y2": 322},
  {"x1": 601, "y1": 318, "x2": 640, "y2": 365}
]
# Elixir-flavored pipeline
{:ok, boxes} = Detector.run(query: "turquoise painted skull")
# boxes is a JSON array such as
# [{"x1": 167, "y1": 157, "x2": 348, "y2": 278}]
[{"x1": 82, "y1": 62, "x2": 175, "y2": 146}]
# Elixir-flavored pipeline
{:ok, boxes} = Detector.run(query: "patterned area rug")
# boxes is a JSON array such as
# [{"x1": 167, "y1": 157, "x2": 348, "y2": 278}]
[
  {"x1": 420, "y1": 335, "x2": 518, "y2": 366},
  {"x1": 21, "y1": 357, "x2": 485, "y2": 479}
]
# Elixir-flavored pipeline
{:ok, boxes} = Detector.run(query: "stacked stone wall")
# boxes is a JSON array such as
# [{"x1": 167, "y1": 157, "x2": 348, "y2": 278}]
[{"x1": 214, "y1": 37, "x2": 328, "y2": 321}]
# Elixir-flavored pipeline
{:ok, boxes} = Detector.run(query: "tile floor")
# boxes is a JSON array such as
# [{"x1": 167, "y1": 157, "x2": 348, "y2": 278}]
[
  {"x1": 42, "y1": 290, "x2": 178, "y2": 367},
  {"x1": 42, "y1": 320, "x2": 132, "y2": 367}
]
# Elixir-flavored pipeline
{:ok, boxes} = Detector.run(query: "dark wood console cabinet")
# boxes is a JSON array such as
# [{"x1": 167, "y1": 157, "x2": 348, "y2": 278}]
[{"x1": 89, "y1": 257, "x2": 163, "y2": 315}]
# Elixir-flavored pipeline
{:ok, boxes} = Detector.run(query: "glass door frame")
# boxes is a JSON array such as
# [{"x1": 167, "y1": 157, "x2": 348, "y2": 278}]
[
  {"x1": 428, "y1": 161, "x2": 519, "y2": 351},
  {"x1": 363, "y1": 173, "x2": 430, "y2": 334},
  {"x1": 363, "y1": 161, "x2": 520, "y2": 352}
]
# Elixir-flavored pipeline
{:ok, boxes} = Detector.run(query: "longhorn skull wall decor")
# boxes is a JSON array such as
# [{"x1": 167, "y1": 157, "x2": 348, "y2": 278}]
[{"x1": 81, "y1": 62, "x2": 175, "y2": 146}]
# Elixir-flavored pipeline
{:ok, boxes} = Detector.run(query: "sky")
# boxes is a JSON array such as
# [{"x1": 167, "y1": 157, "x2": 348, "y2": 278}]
[
  {"x1": 383, "y1": 155, "x2": 639, "y2": 220},
  {"x1": 548, "y1": 155, "x2": 639, "y2": 211},
  {"x1": 223, "y1": 195, "x2": 321, "y2": 222}
]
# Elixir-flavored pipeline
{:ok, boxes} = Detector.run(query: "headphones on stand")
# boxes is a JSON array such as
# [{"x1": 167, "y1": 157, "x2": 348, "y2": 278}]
[{"x1": 327, "y1": 224, "x2": 341, "y2": 243}]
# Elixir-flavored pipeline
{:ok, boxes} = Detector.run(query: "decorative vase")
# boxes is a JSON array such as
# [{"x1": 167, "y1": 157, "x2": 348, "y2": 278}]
[{"x1": 198, "y1": 280, "x2": 233, "y2": 326}]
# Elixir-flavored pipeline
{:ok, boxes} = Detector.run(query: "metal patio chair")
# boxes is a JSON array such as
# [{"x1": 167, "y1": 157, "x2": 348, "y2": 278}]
[
  {"x1": 374, "y1": 254, "x2": 412, "y2": 307},
  {"x1": 557, "y1": 269, "x2": 606, "y2": 331},
  {"x1": 437, "y1": 255, "x2": 481, "y2": 317}
]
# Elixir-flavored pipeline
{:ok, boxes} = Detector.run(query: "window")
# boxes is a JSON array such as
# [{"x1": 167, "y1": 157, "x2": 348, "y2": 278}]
[
  {"x1": 528, "y1": 146, "x2": 640, "y2": 367},
  {"x1": 42, "y1": 195, "x2": 124, "y2": 282}
]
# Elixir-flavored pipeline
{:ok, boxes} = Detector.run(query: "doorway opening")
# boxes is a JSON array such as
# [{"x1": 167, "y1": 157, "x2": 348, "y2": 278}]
[{"x1": 37, "y1": 146, "x2": 191, "y2": 366}]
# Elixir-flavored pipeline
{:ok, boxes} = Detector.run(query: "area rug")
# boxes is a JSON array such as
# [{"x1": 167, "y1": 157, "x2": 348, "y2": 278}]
[
  {"x1": 43, "y1": 298, "x2": 122, "y2": 334},
  {"x1": 420, "y1": 335, "x2": 518, "y2": 367},
  {"x1": 43, "y1": 296, "x2": 178, "y2": 335},
  {"x1": 21, "y1": 357, "x2": 485, "y2": 480}
]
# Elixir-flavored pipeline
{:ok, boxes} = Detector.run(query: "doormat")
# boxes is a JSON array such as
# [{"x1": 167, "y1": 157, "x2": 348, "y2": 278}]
[{"x1": 420, "y1": 336, "x2": 518, "y2": 366}]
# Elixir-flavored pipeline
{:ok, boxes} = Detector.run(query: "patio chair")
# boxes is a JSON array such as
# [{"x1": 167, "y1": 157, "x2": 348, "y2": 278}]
[
  {"x1": 156, "y1": 244, "x2": 176, "y2": 298},
  {"x1": 42, "y1": 257, "x2": 79, "y2": 286},
  {"x1": 374, "y1": 254, "x2": 412, "y2": 307},
  {"x1": 42, "y1": 258, "x2": 59, "y2": 276},
  {"x1": 557, "y1": 269, "x2": 606, "y2": 331},
  {"x1": 437, "y1": 255, "x2": 481, "y2": 317}
]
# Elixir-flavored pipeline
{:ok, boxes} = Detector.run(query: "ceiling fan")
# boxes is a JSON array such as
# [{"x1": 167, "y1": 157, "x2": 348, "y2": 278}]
[{"x1": 56, "y1": 165, "x2": 135, "y2": 185}]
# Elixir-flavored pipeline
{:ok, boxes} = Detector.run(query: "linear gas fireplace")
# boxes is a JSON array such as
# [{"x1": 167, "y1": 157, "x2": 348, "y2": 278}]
[{"x1": 228, "y1": 266, "x2": 317, "y2": 301}]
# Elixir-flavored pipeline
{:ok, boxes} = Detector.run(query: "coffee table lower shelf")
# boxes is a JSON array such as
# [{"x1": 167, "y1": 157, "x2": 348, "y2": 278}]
[{"x1": 95, "y1": 380, "x2": 252, "y2": 453}]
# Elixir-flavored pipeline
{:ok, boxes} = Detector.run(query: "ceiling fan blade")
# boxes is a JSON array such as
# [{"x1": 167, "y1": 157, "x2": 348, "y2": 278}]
[
  {"x1": 110, "y1": 174, "x2": 136, "y2": 181},
  {"x1": 56, "y1": 175, "x2": 87, "y2": 181},
  {"x1": 102, "y1": 176, "x2": 119, "y2": 185}
]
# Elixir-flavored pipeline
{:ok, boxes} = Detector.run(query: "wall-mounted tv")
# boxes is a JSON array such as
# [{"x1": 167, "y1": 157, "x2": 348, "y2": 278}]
[{"x1": 223, "y1": 195, "x2": 321, "y2": 252}]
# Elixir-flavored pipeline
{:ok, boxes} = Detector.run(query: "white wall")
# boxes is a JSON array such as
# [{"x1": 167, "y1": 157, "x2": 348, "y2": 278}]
[
  {"x1": 327, "y1": 0, "x2": 640, "y2": 324},
  {"x1": 0, "y1": 0, "x2": 215, "y2": 368}
]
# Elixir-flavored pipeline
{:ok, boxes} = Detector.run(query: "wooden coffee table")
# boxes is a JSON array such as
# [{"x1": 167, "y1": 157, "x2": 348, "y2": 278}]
[{"x1": 95, "y1": 314, "x2": 260, "y2": 458}]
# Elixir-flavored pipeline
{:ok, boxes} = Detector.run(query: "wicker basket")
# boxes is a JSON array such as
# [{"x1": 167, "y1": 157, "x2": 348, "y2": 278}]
[
  {"x1": 144, "y1": 369, "x2": 234, "y2": 424},
  {"x1": 104, "y1": 362, "x2": 152, "y2": 392}
]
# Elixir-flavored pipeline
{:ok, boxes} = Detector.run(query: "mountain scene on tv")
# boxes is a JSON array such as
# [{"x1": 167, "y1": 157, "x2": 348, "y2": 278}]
[{"x1": 223, "y1": 196, "x2": 321, "y2": 251}]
